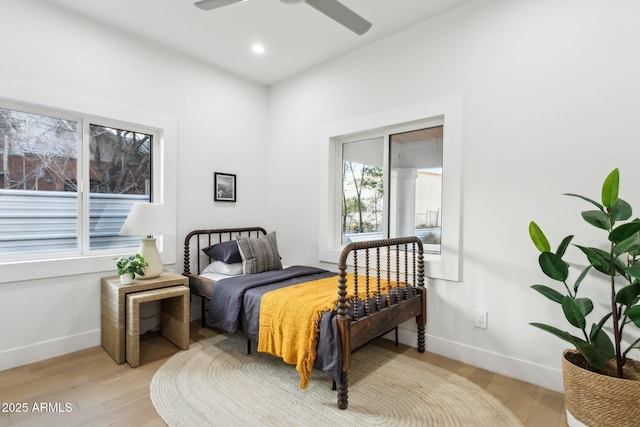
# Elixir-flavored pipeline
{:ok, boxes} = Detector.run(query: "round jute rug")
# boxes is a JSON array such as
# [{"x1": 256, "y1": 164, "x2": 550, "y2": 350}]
[{"x1": 151, "y1": 334, "x2": 523, "y2": 427}]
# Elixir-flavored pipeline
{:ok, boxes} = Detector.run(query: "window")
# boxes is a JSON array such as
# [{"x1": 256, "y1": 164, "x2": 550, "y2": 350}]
[
  {"x1": 0, "y1": 104, "x2": 156, "y2": 260},
  {"x1": 390, "y1": 126, "x2": 443, "y2": 254},
  {"x1": 339, "y1": 122, "x2": 443, "y2": 254},
  {"x1": 341, "y1": 137, "x2": 384, "y2": 243},
  {"x1": 88, "y1": 124, "x2": 152, "y2": 250},
  {"x1": 321, "y1": 97, "x2": 461, "y2": 281}
]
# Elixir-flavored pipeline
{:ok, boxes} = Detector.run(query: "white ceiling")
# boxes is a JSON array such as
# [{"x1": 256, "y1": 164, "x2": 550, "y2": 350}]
[{"x1": 48, "y1": 0, "x2": 472, "y2": 85}]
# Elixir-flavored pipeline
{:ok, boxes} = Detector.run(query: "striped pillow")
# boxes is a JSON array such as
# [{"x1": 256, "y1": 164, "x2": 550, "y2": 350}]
[{"x1": 236, "y1": 232, "x2": 283, "y2": 274}]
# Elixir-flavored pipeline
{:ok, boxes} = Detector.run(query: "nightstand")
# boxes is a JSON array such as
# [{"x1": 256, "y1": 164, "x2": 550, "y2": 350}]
[{"x1": 101, "y1": 271, "x2": 190, "y2": 365}]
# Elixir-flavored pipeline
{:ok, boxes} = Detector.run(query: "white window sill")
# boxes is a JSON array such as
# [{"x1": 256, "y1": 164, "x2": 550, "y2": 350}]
[{"x1": 0, "y1": 246, "x2": 176, "y2": 284}]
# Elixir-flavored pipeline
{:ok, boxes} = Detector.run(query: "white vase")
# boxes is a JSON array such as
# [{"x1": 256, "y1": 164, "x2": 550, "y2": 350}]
[
  {"x1": 119, "y1": 274, "x2": 134, "y2": 285},
  {"x1": 566, "y1": 410, "x2": 588, "y2": 427},
  {"x1": 138, "y1": 238, "x2": 163, "y2": 279}
]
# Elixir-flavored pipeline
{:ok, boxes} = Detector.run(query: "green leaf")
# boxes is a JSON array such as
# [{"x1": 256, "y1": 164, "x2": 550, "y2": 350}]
[
  {"x1": 610, "y1": 198, "x2": 632, "y2": 221},
  {"x1": 628, "y1": 305, "x2": 640, "y2": 327},
  {"x1": 564, "y1": 193, "x2": 604, "y2": 211},
  {"x1": 574, "y1": 297, "x2": 594, "y2": 317},
  {"x1": 592, "y1": 312, "x2": 613, "y2": 338},
  {"x1": 531, "y1": 284, "x2": 565, "y2": 304},
  {"x1": 602, "y1": 168, "x2": 619, "y2": 209},
  {"x1": 529, "y1": 322, "x2": 574, "y2": 344},
  {"x1": 609, "y1": 221, "x2": 640, "y2": 244},
  {"x1": 562, "y1": 296, "x2": 593, "y2": 329},
  {"x1": 539, "y1": 252, "x2": 569, "y2": 281},
  {"x1": 590, "y1": 322, "x2": 615, "y2": 359},
  {"x1": 576, "y1": 245, "x2": 612, "y2": 274},
  {"x1": 574, "y1": 265, "x2": 592, "y2": 293},
  {"x1": 616, "y1": 283, "x2": 640, "y2": 306},
  {"x1": 577, "y1": 245, "x2": 627, "y2": 276},
  {"x1": 556, "y1": 235, "x2": 574, "y2": 258},
  {"x1": 614, "y1": 258, "x2": 631, "y2": 277},
  {"x1": 569, "y1": 337, "x2": 606, "y2": 370},
  {"x1": 529, "y1": 221, "x2": 550, "y2": 253},
  {"x1": 626, "y1": 267, "x2": 640, "y2": 280},
  {"x1": 582, "y1": 210, "x2": 611, "y2": 230},
  {"x1": 613, "y1": 232, "x2": 640, "y2": 256}
]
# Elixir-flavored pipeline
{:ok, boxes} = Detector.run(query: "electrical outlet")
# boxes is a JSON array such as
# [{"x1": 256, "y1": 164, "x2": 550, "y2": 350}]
[{"x1": 474, "y1": 309, "x2": 488, "y2": 329}]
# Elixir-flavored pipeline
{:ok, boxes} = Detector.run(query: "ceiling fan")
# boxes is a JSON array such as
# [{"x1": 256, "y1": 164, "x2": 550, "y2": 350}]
[{"x1": 194, "y1": 0, "x2": 372, "y2": 35}]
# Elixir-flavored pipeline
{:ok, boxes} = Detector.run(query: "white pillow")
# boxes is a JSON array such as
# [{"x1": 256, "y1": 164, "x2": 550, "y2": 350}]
[{"x1": 201, "y1": 261, "x2": 244, "y2": 276}]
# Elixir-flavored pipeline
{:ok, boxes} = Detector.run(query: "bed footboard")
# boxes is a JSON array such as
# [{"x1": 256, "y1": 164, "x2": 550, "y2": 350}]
[{"x1": 335, "y1": 236, "x2": 426, "y2": 410}]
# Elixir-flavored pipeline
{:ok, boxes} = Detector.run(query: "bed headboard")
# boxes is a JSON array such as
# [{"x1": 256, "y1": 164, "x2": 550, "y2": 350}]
[{"x1": 183, "y1": 227, "x2": 267, "y2": 276}]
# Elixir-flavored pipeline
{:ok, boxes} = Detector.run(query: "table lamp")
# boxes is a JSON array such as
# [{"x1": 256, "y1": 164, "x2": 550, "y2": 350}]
[{"x1": 119, "y1": 203, "x2": 170, "y2": 279}]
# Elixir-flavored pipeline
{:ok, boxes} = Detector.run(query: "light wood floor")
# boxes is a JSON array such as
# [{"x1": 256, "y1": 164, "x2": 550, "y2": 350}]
[{"x1": 0, "y1": 322, "x2": 566, "y2": 426}]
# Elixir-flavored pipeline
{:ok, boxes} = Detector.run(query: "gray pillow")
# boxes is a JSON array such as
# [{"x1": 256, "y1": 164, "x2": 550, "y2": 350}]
[
  {"x1": 236, "y1": 232, "x2": 282, "y2": 274},
  {"x1": 202, "y1": 240, "x2": 242, "y2": 264}
]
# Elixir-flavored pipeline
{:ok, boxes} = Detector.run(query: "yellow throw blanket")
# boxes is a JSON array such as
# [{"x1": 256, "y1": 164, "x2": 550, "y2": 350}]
[{"x1": 257, "y1": 273, "x2": 404, "y2": 389}]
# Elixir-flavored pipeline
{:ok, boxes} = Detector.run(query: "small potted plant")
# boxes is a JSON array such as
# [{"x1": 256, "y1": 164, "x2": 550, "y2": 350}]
[
  {"x1": 115, "y1": 254, "x2": 148, "y2": 284},
  {"x1": 529, "y1": 168, "x2": 640, "y2": 426}
]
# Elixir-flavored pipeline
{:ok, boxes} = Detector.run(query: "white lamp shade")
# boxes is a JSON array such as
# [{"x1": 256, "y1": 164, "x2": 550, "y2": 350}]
[
  {"x1": 119, "y1": 203, "x2": 171, "y2": 237},
  {"x1": 119, "y1": 203, "x2": 172, "y2": 279}
]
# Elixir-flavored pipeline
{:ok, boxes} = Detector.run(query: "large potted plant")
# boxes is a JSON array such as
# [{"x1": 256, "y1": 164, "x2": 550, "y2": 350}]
[{"x1": 529, "y1": 168, "x2": 640, "y2": 427}]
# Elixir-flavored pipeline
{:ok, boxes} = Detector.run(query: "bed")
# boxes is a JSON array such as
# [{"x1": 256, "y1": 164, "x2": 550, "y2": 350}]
[{"x1": 183, "y1": 227, "x2": 426, "y2": 409}]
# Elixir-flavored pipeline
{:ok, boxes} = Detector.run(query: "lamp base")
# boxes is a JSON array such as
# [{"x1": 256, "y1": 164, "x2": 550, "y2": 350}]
[{"x1": 138, "y1": 237, "x2": 163, "y2": 279}]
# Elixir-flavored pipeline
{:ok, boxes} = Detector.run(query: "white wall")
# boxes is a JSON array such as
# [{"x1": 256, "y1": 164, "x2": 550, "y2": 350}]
[
  {"x1": 3, "y1": 0, "x2": 640, "y2": 395},
  {"x1": 267, "y1": 0, "x2": 640, "y2": 392},
  {"x1": 0, "y1": 0, "x2": 268, "y2": 370}
]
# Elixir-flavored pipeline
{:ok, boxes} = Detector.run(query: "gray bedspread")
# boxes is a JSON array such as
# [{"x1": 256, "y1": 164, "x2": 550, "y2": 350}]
[{"x1": 206, "y1": 265, "x2": 343, "y2": 382}]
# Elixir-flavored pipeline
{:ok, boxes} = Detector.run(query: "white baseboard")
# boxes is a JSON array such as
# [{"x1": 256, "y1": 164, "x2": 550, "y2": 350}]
[
  {"x1": 1, "y1": 310, "x2": 562, "y2": 395},
  {"x1": 0, "y1": 329, "x2": 101, "y2": 372},
  {"x1": 0, "y1": 299, "x2": 204, "y2": 372},
  {"x1": 386, "y1": 326, "x2": 564, "y2": 393}
]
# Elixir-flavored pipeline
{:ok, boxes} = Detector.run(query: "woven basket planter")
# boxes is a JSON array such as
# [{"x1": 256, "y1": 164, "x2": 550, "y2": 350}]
[{"x1": 562, "y1": 349, "x2": 640, "y2": 427}]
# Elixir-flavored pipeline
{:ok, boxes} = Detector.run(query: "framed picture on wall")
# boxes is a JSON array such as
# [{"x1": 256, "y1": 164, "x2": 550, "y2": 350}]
[{"x1": 214, "y1": 172, "x2": 236, "y2": 202}]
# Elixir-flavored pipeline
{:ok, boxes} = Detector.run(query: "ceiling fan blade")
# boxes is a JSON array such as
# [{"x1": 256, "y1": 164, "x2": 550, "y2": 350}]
[
  {"x1": 194, "y1": 0, "x2": 247, "y2": 11},
  {"x1": 304, "y1": 0, "x2": 372, "y2": 35}
]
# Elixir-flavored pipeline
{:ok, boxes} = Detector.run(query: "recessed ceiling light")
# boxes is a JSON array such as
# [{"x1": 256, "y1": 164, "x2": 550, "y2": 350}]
[{"x1": 252, "y1": 43, "x2": 265, "y2": 55}]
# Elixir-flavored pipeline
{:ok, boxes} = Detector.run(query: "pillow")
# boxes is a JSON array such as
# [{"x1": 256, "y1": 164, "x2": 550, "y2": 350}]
[
  {"x1": 236, "y1": 231, "x2": 282, "y2": 274},
  {"x1": 202, "y1": 240, "x2": 242, "y2": 264},
  {"x1": 201, "y1": 260, "x2": 244, "y2": 276}
]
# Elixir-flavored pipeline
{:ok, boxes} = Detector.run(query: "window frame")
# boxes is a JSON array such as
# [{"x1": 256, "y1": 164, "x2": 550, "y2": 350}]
[
  {"x1": 0, "y1": 89, "x2": 177, "y2": 284},
  {"x1": 319, "y1": 95, "x2": 462, "y2": 281}
]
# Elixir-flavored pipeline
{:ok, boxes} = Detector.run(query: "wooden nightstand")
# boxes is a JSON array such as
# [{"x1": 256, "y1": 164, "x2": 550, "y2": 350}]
[{"x1": 101, "y1": 271, "x2": 190, "y2": 365}]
